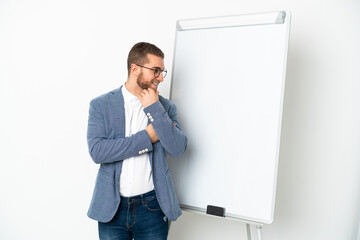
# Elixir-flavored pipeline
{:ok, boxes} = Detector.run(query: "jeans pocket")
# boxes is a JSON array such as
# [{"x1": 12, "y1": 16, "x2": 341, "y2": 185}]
[{"x1": 145, "y1": 197, "x2": 161, "y2": 212}]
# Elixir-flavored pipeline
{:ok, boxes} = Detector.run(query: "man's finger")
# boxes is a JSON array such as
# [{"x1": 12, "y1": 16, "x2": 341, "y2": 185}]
[{"x1": 147, "y1": 88, "x2": 155, "y2": 94}]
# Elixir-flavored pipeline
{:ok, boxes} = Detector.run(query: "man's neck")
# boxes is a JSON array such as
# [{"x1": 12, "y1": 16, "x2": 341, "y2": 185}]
[{"x1": 124, "y1": 80, "x2": 142, "y2": 97}]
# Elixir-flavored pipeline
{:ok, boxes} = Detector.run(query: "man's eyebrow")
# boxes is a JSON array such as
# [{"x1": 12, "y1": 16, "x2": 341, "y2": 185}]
[{"x1": 152, "y1": 66, "x2": 164, "y2": 70}]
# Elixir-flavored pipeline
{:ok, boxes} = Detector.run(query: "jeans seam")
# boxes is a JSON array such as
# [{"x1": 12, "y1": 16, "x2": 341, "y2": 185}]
[
  {"x1": 127, "y1": 202, "x2": 136, "y2": 229},
  {"x1": 126, "y1": 202, "x2": 130, "y2": 229}
]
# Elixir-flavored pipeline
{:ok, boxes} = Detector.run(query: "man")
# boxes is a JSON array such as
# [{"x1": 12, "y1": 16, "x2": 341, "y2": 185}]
[{"x1": 87, "y1": 42, "x2": 187, "y2": 239}]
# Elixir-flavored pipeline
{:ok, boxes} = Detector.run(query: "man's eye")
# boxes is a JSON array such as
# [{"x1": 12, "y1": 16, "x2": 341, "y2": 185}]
[{"x1": 154, "y1": 69, "x2": 160, "y2": 74}]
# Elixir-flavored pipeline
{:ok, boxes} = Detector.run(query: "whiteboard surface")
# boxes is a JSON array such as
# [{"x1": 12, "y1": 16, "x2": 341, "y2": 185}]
[{"x1": 168, "y1": 12, "x2": 290, "y2": 224}]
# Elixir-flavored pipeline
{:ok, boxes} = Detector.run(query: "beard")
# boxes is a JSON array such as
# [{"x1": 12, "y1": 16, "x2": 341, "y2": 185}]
[{"x1": 136, "y1": 72, "x2": 156, "y2": 90}]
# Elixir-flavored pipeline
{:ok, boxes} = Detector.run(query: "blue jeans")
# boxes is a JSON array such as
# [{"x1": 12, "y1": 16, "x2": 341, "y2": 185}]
[{"x1": 98, "y1": 190, "x2": 169, "y2": 240}]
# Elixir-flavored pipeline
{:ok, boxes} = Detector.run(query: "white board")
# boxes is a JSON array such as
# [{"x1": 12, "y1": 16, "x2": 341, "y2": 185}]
[{"x1": 168, "y1": 11, "x2": 291, "y2": 224}]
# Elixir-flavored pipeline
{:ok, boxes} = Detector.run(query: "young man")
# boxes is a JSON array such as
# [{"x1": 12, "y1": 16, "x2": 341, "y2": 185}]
[{"x1": 86, "y1": 42, "x2": 187, "y2": 240}]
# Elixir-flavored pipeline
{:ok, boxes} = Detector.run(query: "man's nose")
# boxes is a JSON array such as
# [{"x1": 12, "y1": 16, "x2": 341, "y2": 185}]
[{"x1": 157, "y1": 73, "x2": 164, "y2": 81}]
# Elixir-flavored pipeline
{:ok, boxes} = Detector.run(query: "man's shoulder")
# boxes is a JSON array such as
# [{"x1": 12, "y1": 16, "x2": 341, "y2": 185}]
[
  {"x1": 90, "y1": 87, "x2": 122, "y2": 105},
  {"x1": 158, "y1": 95, "x2": 177, "y2": 112},
  {"x1": 159, "y1": 95, "x2": 171, "y2": 106}
]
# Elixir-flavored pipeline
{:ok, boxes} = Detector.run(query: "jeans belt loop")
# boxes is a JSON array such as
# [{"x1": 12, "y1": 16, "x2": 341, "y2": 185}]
[{"x1": 141, "y1": 193, "x2": 146, "y2": 205}]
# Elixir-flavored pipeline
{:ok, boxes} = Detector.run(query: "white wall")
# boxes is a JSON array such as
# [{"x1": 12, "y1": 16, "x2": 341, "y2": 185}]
[{"x1": 0, "y1": 0, "x2": 359, "y2": 240}]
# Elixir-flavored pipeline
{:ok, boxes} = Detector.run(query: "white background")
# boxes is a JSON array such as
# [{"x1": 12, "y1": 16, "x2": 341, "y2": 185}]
[{"x1": 0, "y1": 0, "x2": 359, "y2": 240}]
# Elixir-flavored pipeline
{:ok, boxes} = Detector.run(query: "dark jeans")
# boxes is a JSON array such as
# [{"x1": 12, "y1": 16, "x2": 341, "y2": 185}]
[{"x1": 98, "y1": 190, "x2": 169, "y2": 240}]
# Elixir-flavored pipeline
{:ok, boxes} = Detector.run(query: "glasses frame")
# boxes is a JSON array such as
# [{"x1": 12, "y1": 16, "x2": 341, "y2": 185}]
[{"x1": 135, "y1": 64, "x2": 167, "y2": 78}]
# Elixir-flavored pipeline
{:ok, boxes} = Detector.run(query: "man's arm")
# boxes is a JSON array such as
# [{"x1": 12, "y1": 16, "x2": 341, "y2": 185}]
[
  {"x1": 145, "y1": 124, "x2": 159, "y2": 143},
  {"x1": 139, "y1": 89, "x2": 187, "y2": 157},
  {"x1": 87, "y1": 99, "x2": 153, "y2": 164}
]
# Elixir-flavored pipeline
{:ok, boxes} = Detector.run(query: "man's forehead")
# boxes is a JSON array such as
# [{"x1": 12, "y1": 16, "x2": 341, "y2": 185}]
[{"x1": 147, "y1": 54, "x2": 164, "y2": 67}]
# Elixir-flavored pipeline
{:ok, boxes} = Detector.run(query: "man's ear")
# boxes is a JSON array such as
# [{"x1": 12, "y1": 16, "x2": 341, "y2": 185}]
[{"x1": 130, "y1": 63, "x2": 140, "y2": 76}]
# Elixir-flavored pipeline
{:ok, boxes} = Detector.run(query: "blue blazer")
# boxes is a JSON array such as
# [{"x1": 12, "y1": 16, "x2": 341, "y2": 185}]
[{"x1": 87, "y1": 86, "x2": 187, "y2": 222}]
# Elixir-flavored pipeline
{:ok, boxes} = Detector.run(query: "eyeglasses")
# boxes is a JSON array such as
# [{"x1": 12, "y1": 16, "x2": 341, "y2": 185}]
[{"x1": 136, "y1": 64, "x2": 167, "y2": 78}]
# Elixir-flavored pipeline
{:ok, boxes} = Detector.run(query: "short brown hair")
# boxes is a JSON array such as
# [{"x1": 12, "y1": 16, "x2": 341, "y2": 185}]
[{"x1": 127, "y1": 42, "x2": 164, "y2": 76}]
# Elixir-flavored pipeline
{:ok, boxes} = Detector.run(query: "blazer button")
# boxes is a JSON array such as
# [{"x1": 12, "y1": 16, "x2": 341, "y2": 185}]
[
  {"x1": 147, "y1": 113, "x2": 151, "y2": 116},
  {"x1": 139, "y1": 151, "x2": 142, "y2": 154}
]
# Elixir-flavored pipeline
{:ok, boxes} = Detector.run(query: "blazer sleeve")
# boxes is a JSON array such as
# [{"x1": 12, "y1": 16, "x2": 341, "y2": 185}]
[
  {"x1": 87, "y1": 98, "x2": 153, "y2": 164},
  {"x1": 143, "y1": 100, "x2": 187, "y2": 157}
]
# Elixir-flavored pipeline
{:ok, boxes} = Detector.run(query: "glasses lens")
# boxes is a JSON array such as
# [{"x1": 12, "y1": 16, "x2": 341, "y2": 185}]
[
  {"x1": 154, "y1": 69, "x2": 167, "y2": 78},
  {"x1": 154, "y1": 69, "x2": 161, "y2": 78}
]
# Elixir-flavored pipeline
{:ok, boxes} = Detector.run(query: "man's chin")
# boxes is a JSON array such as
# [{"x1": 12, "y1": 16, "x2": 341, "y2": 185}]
[{"x1": 149, "y1": 85, "x2": 159, "y2": 91}]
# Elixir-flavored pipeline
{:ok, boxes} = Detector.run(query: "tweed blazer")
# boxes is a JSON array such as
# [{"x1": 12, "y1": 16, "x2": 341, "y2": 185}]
[{"x1": 87, "y1": 86, "x2": 187, "y2": 222}]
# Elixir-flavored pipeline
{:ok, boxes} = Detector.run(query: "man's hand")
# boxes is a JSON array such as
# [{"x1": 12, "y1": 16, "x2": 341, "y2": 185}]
[
  {"x1": 139, "y1": 88, "x2": 159, "y2": 108},
  {"x1": 146, "y1": 124, "x2": 159, "y2": 143}
]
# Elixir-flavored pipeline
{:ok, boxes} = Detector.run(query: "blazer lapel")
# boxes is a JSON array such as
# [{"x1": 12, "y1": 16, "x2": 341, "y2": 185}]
[{"x1": 109, "y1": 86, "x2": 126, "y2": 138}]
